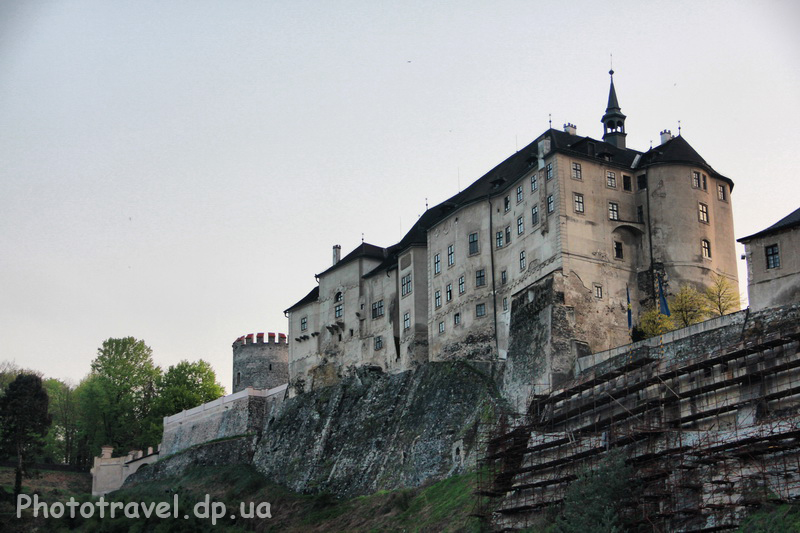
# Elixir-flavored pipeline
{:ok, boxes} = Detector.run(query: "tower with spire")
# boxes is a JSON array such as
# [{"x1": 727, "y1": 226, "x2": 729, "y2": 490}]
[{"x1": 602, "y1": 69, "x2": 627, "y2": 149}]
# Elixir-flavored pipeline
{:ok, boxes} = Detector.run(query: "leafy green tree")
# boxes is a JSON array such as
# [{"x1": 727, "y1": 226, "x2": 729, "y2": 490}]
[
  {"x1": 670, "y1": 284, "x2": 710, "y2": 327},
  {"x1": 40, "y1": 379, "x2": 78, "y2": 464},
  {"x1": 152, "y1": 360, "x2": 225, "y2": 419},
  {"x1": 637, "y1": 307, "x2": 675, "y2": 338},
  {"x1": 555, "y1": 449, "x2": 635, "y2": 533},
  {"x1": 0, "y1": 374, "x2": 52, "y2": 499},
  {"x1": 704, "y1": 273, "x2": 741, "y2": 317}
]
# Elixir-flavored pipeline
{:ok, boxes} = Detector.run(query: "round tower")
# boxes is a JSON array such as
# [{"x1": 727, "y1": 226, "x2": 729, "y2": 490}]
[{"x1": 231, "y1": 332, "x2": 289, "y2": 393}]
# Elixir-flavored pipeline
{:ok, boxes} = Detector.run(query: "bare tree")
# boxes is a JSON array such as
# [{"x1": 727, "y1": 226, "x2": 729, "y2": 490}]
[{"x1": 704, "y1": 274, "x2": 741, "y2": 317}]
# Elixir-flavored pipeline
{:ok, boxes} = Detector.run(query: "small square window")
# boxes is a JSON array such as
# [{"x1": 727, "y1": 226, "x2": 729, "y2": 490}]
[
  {"x1": 766, "y1": 244, "x2": 780, "y2": 269},
  {"x1": 505, "y1": 226, "x2": 511, "y2": 245},
  {"x1": 531, "y1": 205, "x2": 539, "y2": 225},
  {"x1": 546, "y1": 163, "x2": 553, "y2": 180},
  {"x1": 516, "y1": 185, "x2": 524, "y2": 203},
  {"x1": 434, "y1": 253, "x2": 441, "y2": 274},
  {"x1": 702, "y1": 239, "x2": 712, "y2": 259},
  {"x1": 458, "y1": 275, "x2": 465, "y2": 294},
  {"x1": 476, "y1": 269, "x2": 486, "y2": 287},
  {"x1": 717, "y1": 184, "x2": 726, "y2": 201},
  {"x1": 501, "y1": 270, "x2": 507, "y2": 285},
  {"x1": 609, "y1": 202, "x2": 619, "y2": 220},
  {"x1": 300, "y1": 317, "x2": 308, "y2": 331},
  {"x1": 496, "y1": 231, "x2": 504, "y2": 248},
  {"x1": 401, "y1": 274, "x2": 412, "y2": 296},
  {"x1": 374, "y1": 336, "x2": 383, "y2": 350},
  {"x1": 435, "y1": 290, "x2": 441, "y2": 308},
  {"x1": 614, "y1": 241, "x2": 623, "y2": 259},
  {"x1": 574, "y1": 193, "x2": 584, "y2": 214},
  {"x1": 699, "y1": 203, "x2": 709, "y2": 223},
  {"x1": 334, "y1": 304, "x2": 343, "y2": 318},
  {"x1": 438, "y1": 321, "x2": 445, "y2": 334},
  {"x1": 517, "y1": 216, "x2": 524, "y2": 235},
  {"x1": 476, "y1": 303, "x2": 486, "y2": 317},
  {"x1": 571, "y1": 162, "x2": 582, "y2": 179},
  {"x1": 468, "y1": 232, "x2": 479, "y2": 255},
  {"x1": 531, "y1": 174, "x2": 538, "y2": 191},
  {"x1": 454, "y1": 312, "x2": 461, "y2": 325},
  {"x1": 447, "y1": 244, "x2": 455, "y2": 266},
  {"x1": 692, "y1": 171, "x2": 701, "y2": 188},
  {"x1": 623, "y1": 175, "x2": 632, "y2": 191},
  {"x1": 547, "y1": 195, "x2": 554, "y2": 213},
  {"x1": 519, "y1": 250, "x2": 526, "y2": 270},
  {"x1": 606, "y1": 171, "x2": 617, "y2": 188},
  {"x1": 371, "y1": 300, "x2": 384, "y2": 318},
  {"x1": 594, "y1": 285, "x2": 603, "y2": 299},
  {"x1": 403, "y1": 312, "x2": 411, "y2": 330}
]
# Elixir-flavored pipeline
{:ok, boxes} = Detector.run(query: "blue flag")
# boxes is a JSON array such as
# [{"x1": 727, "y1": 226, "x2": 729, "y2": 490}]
[
  {"x1": 626, "y1": 285, "x2": 632, "y2": 330},
  {"x1": 658, "y1": 274, "x2": 671, "y2": 316}
]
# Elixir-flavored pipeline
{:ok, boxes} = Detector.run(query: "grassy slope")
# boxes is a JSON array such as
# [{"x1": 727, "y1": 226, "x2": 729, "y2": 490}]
[{"x1": 4, "y1": 464, "x2": 483, "y2": 532}]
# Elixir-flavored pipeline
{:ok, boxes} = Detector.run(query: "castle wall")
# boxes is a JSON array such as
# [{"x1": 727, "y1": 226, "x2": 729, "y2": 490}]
[
  {"x1": 232, "y1": 332, "x2": 288, "y2": 392},
  {"x1": 397, "y1": 246, "x2": 429, "y2": 369},
  {"x1": 160, "y1": 385, "x2": 286, "y2": 456}
]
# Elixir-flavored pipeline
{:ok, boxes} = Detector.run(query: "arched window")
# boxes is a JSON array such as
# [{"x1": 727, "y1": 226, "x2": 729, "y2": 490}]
[{"x1": 335, "y1": 291, "x2": 343, "y2": 302}]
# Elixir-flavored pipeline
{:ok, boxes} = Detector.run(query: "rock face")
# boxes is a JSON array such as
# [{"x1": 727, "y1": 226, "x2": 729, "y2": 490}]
[{"x1": 126, "y1": 361, "x2": 501, "y2": 497}]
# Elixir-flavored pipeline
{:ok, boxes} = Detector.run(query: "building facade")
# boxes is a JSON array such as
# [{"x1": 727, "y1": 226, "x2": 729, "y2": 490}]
[
  {"x1": 232, "y1": 332, "x2": 289, "y2": 393},
  {"x1": 286, "y1": 72, "x2": 739, "y2": 396},
  {"x1": 738, "y1": 207, "x2": 800, "y2": 310}
]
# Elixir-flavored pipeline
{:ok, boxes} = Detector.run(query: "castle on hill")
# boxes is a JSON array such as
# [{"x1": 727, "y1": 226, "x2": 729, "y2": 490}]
[{"x1": 283, "y1": 71, "x2": 739, "y2": 401}]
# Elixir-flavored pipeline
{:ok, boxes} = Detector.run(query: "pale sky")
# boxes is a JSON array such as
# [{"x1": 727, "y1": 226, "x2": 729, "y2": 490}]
[{"x1": 1, "y1": 1, "x2": 798, "y2": 392}]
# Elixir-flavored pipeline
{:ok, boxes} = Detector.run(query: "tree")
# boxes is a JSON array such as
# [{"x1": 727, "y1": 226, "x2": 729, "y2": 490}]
[
  {"x1": 637, "y1": 307, "x2": 675, "y2": 338},
  {"x1": 0, "y1": 374, "x2": 52, "y2": 500},
  {"x1": 83, "y1": 338, "x2": 161, "y2": 455},
  {"x1": 669, "y1": 284, "x2": 709, "y2": 328},
  {"x1": 152, "y1": 360, "x2": 225, "y2": 419},
  {"x1": 704, "y1": 273, "x2": 741, "y2": 317},
  {"x1": 41, "y1": 379, "x2": 78, "y2": 465}
]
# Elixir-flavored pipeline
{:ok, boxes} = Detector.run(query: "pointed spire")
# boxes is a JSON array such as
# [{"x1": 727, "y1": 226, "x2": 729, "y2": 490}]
[{"x1": 602, "y1": 69, "x2": 627, "y2": 149}]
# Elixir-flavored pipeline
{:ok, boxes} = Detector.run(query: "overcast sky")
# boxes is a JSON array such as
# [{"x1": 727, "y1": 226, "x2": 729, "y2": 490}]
[{"x1": 1, "y1": 1, "x2": 798, "y2": 391}]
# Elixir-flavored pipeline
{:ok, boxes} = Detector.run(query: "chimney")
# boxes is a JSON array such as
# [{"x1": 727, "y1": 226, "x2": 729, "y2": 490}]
[
  {"x1": 563, "y1": 123, "x2": 577, "y2": 136},
  {"x1": 660, "y1": 129, "x2": 673, "y2": 145},
  {"x1": 332, "y1": 244, "x2": 341, "y2": 265}
]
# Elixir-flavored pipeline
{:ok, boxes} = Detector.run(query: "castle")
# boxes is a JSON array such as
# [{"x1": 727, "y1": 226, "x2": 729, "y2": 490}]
[{"x1": 285, "y1": 71, "x2": 738, "y2": 399}]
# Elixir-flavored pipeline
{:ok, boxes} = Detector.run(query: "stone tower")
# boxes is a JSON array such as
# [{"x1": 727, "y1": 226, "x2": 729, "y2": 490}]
[{"x1": 231, "y1": 332, "x2": 289, "y2": 393}]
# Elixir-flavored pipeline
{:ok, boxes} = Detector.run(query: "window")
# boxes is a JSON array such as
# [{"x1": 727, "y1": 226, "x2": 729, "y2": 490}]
[
  {"x1": 468, "y1": 232, "x2": 479, "y2": 254},
  {"x1": 371, "y1": 299, "x2": 384, "y2": 318},
  {"x1": 438, "y1": 321, "x2": 445, "y2": 334},
  {"x1": 608, "y1": 202, "x2": 619, "y2": 220},
  {"x1": 606, "y1": 171, "x2": 617, "y2": 188},
  {"x1": 434, "y1": 253, "x2": 441, "y2": 274},
  {"x1": 517, "y1": 185, "x2": 524, "y2": 202},
  {"x1": 519, "y1": 250, "x2": 526, "y2": 270},
  {"x1": 702, "y1": 239, "x2": 712, "y2": 258},
  {"x1": 476, "y1": 269, "x2": 486, "y2": 287},
  {"x1": 614, "y1": 241, "x2": 623, "y2": 259},
  {"x1": 403, "y1": 312, "x2": 411, "y2": 330},
  {"x1": 692, "y1": 171, "x2": 701, "y2": 188},
  {"x1": 547, "y1": 195, "x2": 554, "y2": 213},
  {"x1": 637, "y1": 205, "x2": 644, "y2": 223},
  {"x1": 503, "y1": 297, "x2": 508, "y2": 311},
  {"x1": 637, "y1": 174, "x2": 647, "y2": 190},
  {"x1": 702, "y1": 174, "x2": 707, "y2": 190},
  {"x1": 476, "y1": 303, "x2": 486, "y2": 317},
  {"x1": 766, "y1": 244, "x2": 780, "y2": 269},
  {"x1": 374, "y1": 336, "x2": 383, "y2": 350},
  {"x1": 531, "y1": 173, "x2": 538, "y2": 191},
  {"x1": 699, "y1": 203, "x2": 709, "y2": 223},
  {"x1": 574, "y1": 193, "x2": 584, "y2": 214},
  {"x1": 505, "y1": 226, "x2": 511, "y2": 245},
  {"x1": 517, "y1": 216, "x2": 524, "y2": 235},
  {"x1": 446, "y1": 283, "x2": 452, "y2": 301},
  {"x1": 546, "y1": 163, "x2": 553, "y2": 180},
  {"x1": 435, "y1": 290, "x2": 441, "y2": 308},
  {"x1": 531, "y1": 205, "x2": 539, "y2": 225},
  {"x1": 717, "y1": 184, "x2": 726, "y2": 201},
  {"x1": 623, "y1": 175, "x2": 632, "y2": 191},
  {"x1": 458, "y1": 275, "x2": 465, "y2": 294},
  {"x1": 501, "y1": 270, "x2": 507, "y2": 285},
  {"x1": 335, "y1": 291, "x2": 343, "y2": 302},
  {"x1": 496, "y1": 231, "x2": 504, "y2": 248},
  {"x1": 504, "y1": 196, "x2": 510, "y2": 212},
  {"x1": 334, "y1": 304, "x2": 343, "y2": 318},
  {"x1": 571, "y1": 162, "x2": 582, "y2": 179},
  {"x1": 447, "y1": 244, "x2": 455, "y2": 266},
  {"x1": 454, "y1": 312, "x2": 461, "y2": 325},
  {"x1": 300, "y1": 317, "x2": 308, "y2": 331},
  {"x1": 594, "y1": 285, "x2": 603, "y2": 299},
  {"x1": 401, "y1": 273, "x2": 412, "y2": 296}
]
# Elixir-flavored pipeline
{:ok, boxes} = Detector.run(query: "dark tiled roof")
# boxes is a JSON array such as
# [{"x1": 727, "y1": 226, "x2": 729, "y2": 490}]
[
  {"x1": 638, "y1": 135, "x2": 734, "y2": 190},
  {"x1": 315, "y1": 242, "x2": 387, "y2": 278},
  {"x1": 738, "y1": 207, "x2": 800, "y2": 243},
  {"x1": 284, "y1": 285, "x2": 319, "y2": 314}
]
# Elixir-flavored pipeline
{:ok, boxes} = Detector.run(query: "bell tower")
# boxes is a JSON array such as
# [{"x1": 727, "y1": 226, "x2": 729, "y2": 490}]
[{"x1": 602, "y1": 69, "x2": 627, "y2": 149}]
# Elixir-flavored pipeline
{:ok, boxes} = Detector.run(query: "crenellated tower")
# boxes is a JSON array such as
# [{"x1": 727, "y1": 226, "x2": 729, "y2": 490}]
[{"x1": 231, "y1": 332, "x2": 289, "y2": 393}]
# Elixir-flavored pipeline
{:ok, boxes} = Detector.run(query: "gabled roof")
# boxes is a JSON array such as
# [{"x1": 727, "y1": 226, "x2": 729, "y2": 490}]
[
  {"x1": 284, "y1": 285, "x2": 319, "y2": 314},
  {"x1": 638, "y1": 135, "x2": 734, "y2": 190},
  {"x1": 738, "y1": 207, "x2": 800, "y2": 243},
  {"x1": 315, "y1": 242, "x2": 387, "y2": 278}
]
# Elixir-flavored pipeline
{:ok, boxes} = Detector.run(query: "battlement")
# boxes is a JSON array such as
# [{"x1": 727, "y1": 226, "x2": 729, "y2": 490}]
[{"x1": 232, "y1": 332, "x2": 288, "y2": 347}]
